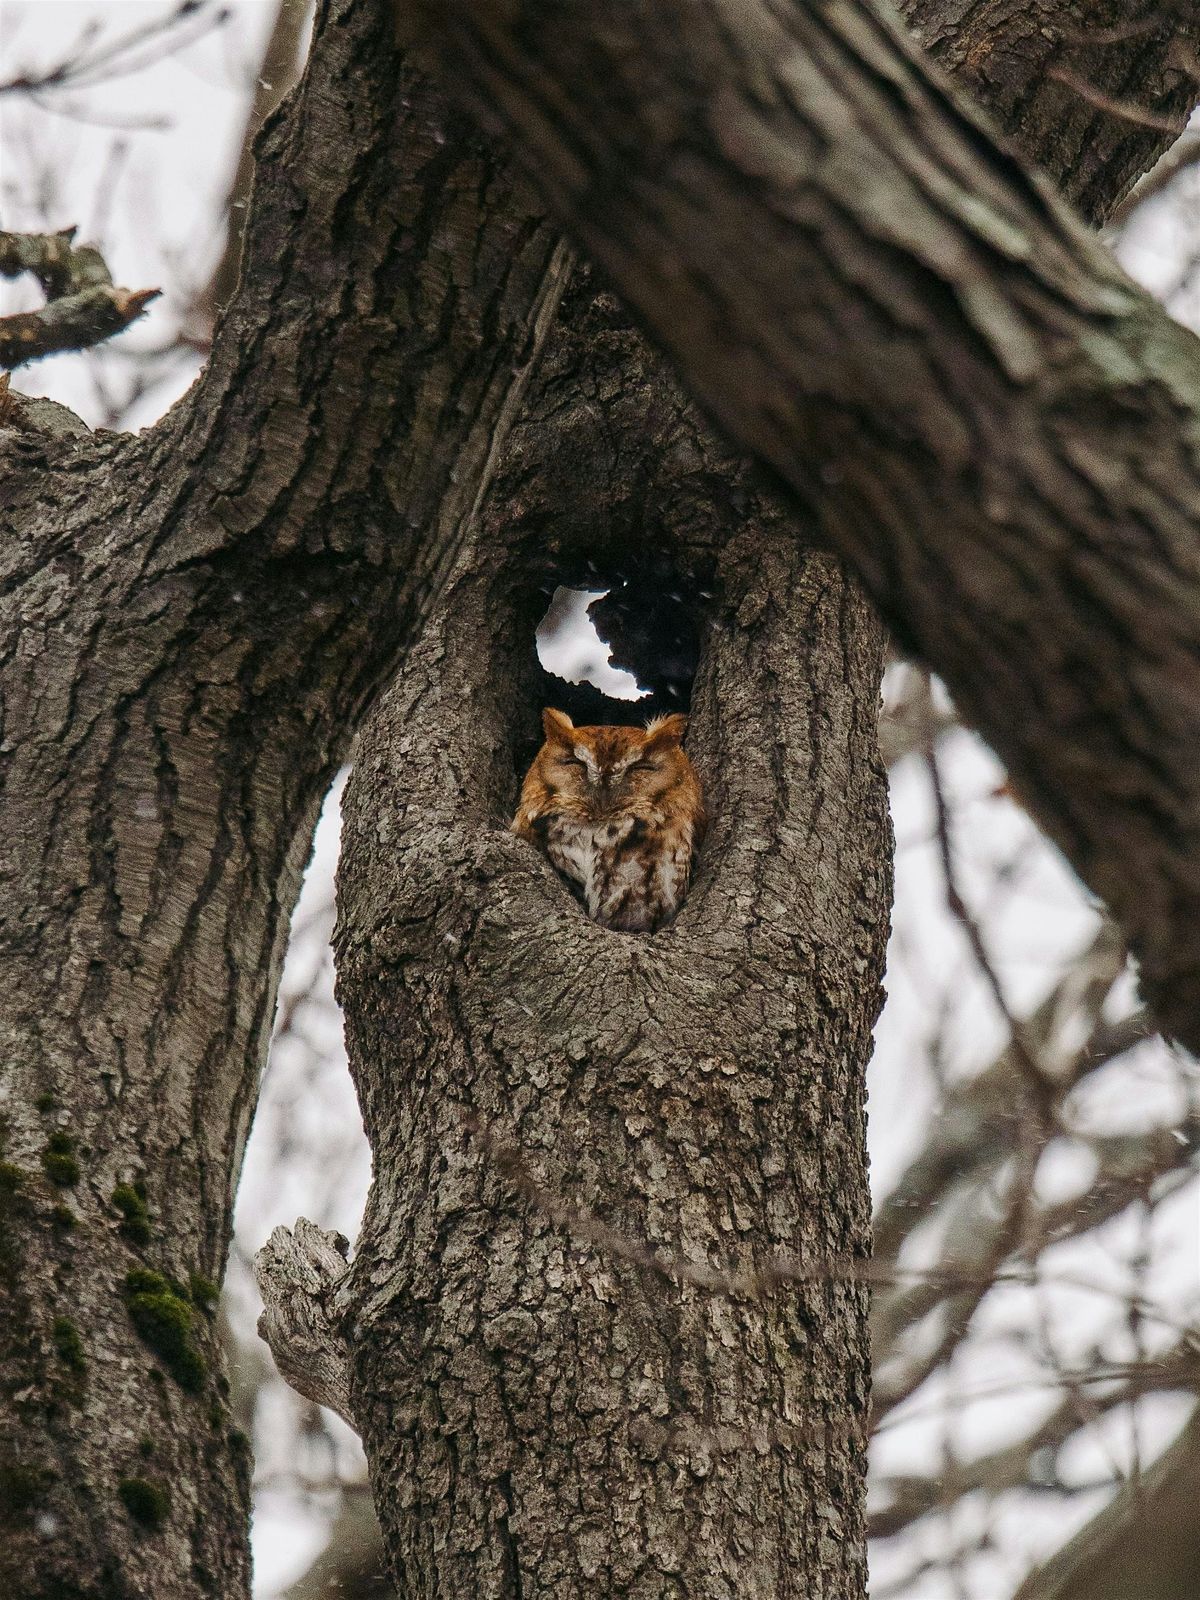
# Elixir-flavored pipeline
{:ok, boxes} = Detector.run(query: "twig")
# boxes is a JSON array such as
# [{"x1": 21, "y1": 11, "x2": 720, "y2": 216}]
[
  {"x1": 0, "y1": 1, "x2": 226, "y2": 98},
  {"x1": 1046, "y1": 68, "x2": 1192, "y2": 135},
  {"x1": 922, "y1": 702, "x2": 1055, "y2": 1123},
  {"x1": 0, "y1": 228, "x2": 159, "y2": 367},
  {"x1": 871, "y1": 1341, "x2": 1200, "y2": 1537}
]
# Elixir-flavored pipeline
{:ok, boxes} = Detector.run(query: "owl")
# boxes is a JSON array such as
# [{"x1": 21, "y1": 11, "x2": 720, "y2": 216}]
[{"x1": 512, "y1": 708, "x2": 705, "y2": 932}]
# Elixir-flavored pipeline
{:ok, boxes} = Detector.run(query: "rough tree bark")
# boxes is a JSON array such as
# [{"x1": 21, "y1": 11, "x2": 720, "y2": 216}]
[
  {"x1": 0, "y1": 0, "x2": 1194, "y2": 1597},
  {"x1": 270, "y1": 5, "x2": 1197, "y2": 1597},
  {"x1": 898, "y1": 0, "x2": 1198, "y2": 225}
]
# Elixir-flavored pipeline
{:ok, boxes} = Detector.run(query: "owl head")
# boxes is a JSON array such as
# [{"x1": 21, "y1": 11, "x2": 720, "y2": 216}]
[{"x1": 532, "y1": 707, "x2": 695, "y2": 820}]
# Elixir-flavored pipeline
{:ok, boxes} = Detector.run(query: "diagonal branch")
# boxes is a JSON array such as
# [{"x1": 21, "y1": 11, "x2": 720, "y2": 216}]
[
  {"x1": 872, "y1": 1344, "x2": 1200, "y2": 1541},
  {"x1": 1013, "y1": 1402, "x2": 1200, "y2": 1600},
  {"x1": 0, "y1": 227, "x2": 159, "y2": 367}
]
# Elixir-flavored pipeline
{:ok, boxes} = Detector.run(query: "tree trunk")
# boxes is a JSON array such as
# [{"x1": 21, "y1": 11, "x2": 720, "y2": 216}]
[
  {"x1": 333, "y1": 472, "x2": 890, "y2": 1594},
  {"x1": 266, "y1": 4, "x2": 1196, "y2": 1590},
  {"x1": 406, "y1": 0, "x2": 1200, "y2": 1049}
]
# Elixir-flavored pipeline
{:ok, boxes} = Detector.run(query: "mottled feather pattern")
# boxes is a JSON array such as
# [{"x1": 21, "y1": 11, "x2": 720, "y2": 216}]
[{"x1": 512, "y1": 708, "x2": 705, "y2": 932}]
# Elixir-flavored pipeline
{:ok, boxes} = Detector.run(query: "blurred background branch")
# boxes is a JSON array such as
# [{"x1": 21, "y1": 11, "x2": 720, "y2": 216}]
[{"x1": 0, "y1": 227, "x2": 158, "y2": 366}]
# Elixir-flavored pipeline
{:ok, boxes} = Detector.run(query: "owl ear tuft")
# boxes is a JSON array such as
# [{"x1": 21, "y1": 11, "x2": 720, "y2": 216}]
[
  {"x1": 645, "y1": 713, "x2": 688, "y2": 746},
  {"x1": 542, "y1": 707, "x2": 575, "y2": 743}
]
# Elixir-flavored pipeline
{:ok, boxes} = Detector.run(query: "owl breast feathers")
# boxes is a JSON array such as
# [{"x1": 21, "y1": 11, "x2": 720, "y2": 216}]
[{"x1": 512, "y1": 708, "x2": 706, "y2": 933}]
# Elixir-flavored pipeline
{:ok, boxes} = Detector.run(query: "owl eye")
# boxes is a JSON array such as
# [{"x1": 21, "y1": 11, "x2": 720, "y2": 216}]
[
  {"x1": 628, "y1": 759, "x2": 657, "y2": 773},
  {"x1": 560, "y1": 755, "x2": 585, "y2": 769}
]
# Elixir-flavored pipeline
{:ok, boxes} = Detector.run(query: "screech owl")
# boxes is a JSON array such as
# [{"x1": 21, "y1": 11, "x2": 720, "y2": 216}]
[{"x1": 512, "y1": 708, "x2": 706, "y2": 932}]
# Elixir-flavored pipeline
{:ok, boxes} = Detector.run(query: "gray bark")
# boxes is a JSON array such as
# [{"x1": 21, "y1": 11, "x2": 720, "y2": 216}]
[{"x1": 0, "y1": 0, "x2": 1194, "y2": 1596}]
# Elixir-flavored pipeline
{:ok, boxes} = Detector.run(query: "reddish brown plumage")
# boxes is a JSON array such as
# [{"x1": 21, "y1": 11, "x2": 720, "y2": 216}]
[{"x1": 512, "y1": 707, "x2": 705, "y2": 932}]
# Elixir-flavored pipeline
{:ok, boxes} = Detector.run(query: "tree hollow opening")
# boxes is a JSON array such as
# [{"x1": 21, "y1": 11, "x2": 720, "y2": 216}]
[{"x1": 531, "y1": 571, "x2": 701, "y2": 739}]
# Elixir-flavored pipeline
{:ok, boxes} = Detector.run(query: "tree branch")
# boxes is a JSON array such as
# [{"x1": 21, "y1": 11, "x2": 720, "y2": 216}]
[
  {"x1": 0, "y1": 227, "x2": 159, "y2": 366},
  {"x1": 899, "y1": 0, "x2": 1199, "y2": 223},
  {"x1": 3, "y1": 0, "x2": 1192, "y2": 1592},
  {"x1": 1014, "y1": 1403, "x2": 1200, "y2": 1600},
  {"x1": 195, "y1": 0, "x2": 313, "y2": 334},
  {"x1": 873, "y1": 1345, "x2": 1200, "y2": 1541},
  {"x1": 255, "y1": 1220, "x2": 356, "y2": 1429}
]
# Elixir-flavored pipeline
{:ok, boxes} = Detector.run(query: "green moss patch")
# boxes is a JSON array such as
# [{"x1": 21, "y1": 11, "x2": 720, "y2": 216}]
[
  {"x1": 0, "y1": 1461, "x2": 56, "y2": 1527},
  {"x1": 122, "y1": 1270, "x2": 206, "y2": 1393},
  {"x1": 118, "y1": 1475, "x2": 169, "y2": 1530},
  {"x1": 111, "y1": 1183, "x2": 152, "y2": 1247},
  {"x1": 51, "y1": 1316, "x2": 86, "y2": 1374},
  {"x1": 42, "y1": 1133, "x2": 80, "y2": 1187},
  {"x1": 188, "y1": 1272, "x2": 219, "y2": 1312},
  {"x1": 0, "y1": 1162, "x2": 32, "y2": 1279}
]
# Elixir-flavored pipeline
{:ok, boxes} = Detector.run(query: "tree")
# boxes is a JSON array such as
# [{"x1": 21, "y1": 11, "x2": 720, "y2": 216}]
[{"x1": 0, "y1": 1, "x2": 1196, "y2": 1597}]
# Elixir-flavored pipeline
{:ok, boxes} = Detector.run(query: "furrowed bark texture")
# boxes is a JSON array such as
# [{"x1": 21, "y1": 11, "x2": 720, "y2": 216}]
[
  {"x1": 276, "y1": 5, "x2": 1190, "y2": 1576},
  {"x1": 407, "y1": 0, "x2": 1200, "y2": 1049},
  {"x1": 334, "y1": 448, "x2": 891, "y2": 1594},
  {"x1": 305, "y1": 7, "x2": 1194, "y2": 1592},
  {"x1": 898, "y1": 0, "x2": 1198, "y2": 224},
  {"x1": 0, "y1": 2, "x2": 568, "y2": 1593}
]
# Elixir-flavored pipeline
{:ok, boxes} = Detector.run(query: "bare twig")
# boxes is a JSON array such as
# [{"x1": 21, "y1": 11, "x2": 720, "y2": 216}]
[
  {"x1": 0, "y1": 1, "x2": 227, "y2": 98},
  {"x1": 872, "y1": 1342, "x2": 1200, "y2": 1539},
  {"x1": 1013, "y1": 1403, "x2": 1200, "y2": 1600},
  {"x1": 0, "y1": 228, "x2": 159, "y2": 367},
  {"x1": 873, "y1": 928, "x2": 1139, "y2": 1264},
  {"x1": 923, "y1": 716, "x2": 1055, "y2": 1121},
  {"x1": 466, "y1": 1113, "x2": 1198, "y2": 1336},
  {"x1": 1046, "y1": 68, "x2": 1192, "y2": 135}
]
